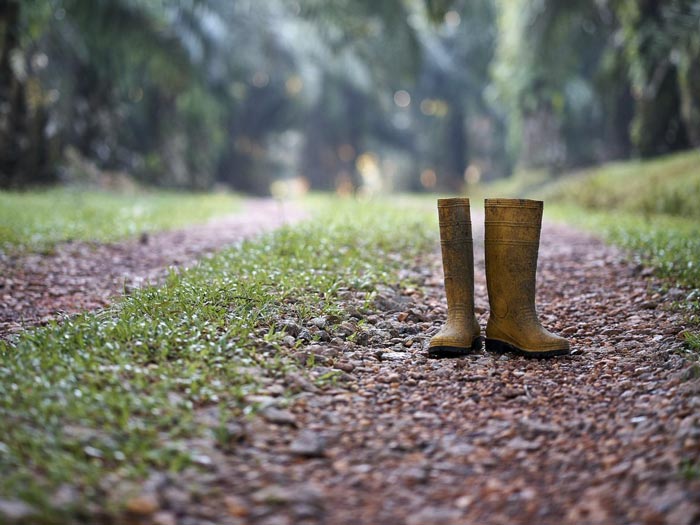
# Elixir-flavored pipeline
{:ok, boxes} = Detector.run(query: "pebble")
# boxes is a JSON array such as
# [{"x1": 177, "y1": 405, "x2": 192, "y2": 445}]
[
  {"x1": 378, "y1": 372, "x2": 401, "y2": 383},
  {"x1": 152, "y1": 511, "x2": 178, "y2": 525},
  {"x1": 309, "y1": 316, "x2": 327, "y2": 329},
  {"x1": 224, "y1": 495, "x2": 250, "y2": 517},
  {"x1": 125, "y1": 494, "x2": 160, "y2": 515},
  {"x1": 289, "y1": 430, "x2": 326, "y2": 457},
  {"x1": 0, "y1": 499, "x2": 34, "y2": 521},
  {"x1": 261, "y1": 407, "x2": 297, "y2": 426}
]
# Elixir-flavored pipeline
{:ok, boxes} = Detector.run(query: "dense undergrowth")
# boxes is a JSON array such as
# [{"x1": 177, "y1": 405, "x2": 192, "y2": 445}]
[
  {"x1": 0, "y1": 198, "x2": 435, "y2": 521},
  {"x1": 0, "y1": 188, "x2": 241, "y2": 252}
]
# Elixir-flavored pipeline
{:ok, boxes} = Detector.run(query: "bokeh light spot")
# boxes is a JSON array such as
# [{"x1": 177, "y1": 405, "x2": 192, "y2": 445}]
[{"x1": 393, "y1": 90, "x2": 411, "y2": 108}]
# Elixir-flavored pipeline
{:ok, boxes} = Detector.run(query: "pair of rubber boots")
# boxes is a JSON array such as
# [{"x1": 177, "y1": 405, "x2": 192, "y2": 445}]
[{"x1": 429, "y1": 198, "x2": 570, "y2": 358}]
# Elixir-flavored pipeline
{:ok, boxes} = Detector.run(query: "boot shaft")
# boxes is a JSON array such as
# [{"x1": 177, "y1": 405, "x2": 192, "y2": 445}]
[
  {"x1": 484, "y1": 199, "x2": 543, "y2": 319},
  {"x1": 437, "y1": 198, "x2": 474, "y2": 307}
]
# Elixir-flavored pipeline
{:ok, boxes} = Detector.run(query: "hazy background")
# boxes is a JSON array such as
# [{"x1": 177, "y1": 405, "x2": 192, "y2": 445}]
[{"x1": 2, "y1": 0, "x2": 699, "y2": 195}]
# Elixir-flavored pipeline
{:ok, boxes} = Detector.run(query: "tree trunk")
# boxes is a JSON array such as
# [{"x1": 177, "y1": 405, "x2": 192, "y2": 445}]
[
  {"x1": 0, "y1": 1, "x2": 54, "y2": 188},
  {"x1": 677, "y1": 44, "x2": 700, "y2": 148},
  {"x1": 632, "y1": 63, "x2": 689, "y2": 157},
  {"x1": 0, "y1": 1, "x2": 23, "y2": 187}
]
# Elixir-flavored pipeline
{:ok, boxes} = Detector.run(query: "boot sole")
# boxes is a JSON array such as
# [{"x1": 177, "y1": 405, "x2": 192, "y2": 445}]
[
  {"x1": 485, "y1": 338, "x2": 570, "y2": 358},
  {"x1": 428, "y1": 336, "x2": 484, "y2": 358}
]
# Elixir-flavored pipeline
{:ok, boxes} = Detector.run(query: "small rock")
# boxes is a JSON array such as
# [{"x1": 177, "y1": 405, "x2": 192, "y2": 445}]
[
  {"x1": 161, "y1": 486, "x2": 191, "y2": 512},
  {"x1": 224, "y1": 495, "x2": 250, "y2": 517},
  {"x1": 0, "y1": 499, "x2": 35, "y2": 521},
  {"x1": 125, "y1": 493, "x2": 160, "y2": 515},
  {"x1": 601, "y1": 327, "x2": 623, "y2": 337},
  {"x1": 666, "y1": 287, "x2": 685, "y2": 300},
  {"x1": 261, "y1": 407, "x2": 297, "y2": 426},
  {"x1": 252, "y1": 484, "x2": 323, "y2": 507},
  {"x1": 501, "y1": 388, "x2": 525, "y2": 399},
  {"x1": 279, "y1": 319, "x2": 301, "y2": 336},
  {"x1": 289, "y1": 430, "x2": 326, "y2": 457},
  {"x1": 282, "y1": 335, "x2": 296, "y2": 347},
  {"x1": 378, "y1": 372, "x2": 401, "y2": 383},
  {"x1": 310, "y1": 316, "x2": 327, "y2": 329},
  {"x1": 506, "y1": 437, "x2": 540, "y2": 451},
  {"x1": 334, "y1": 361, "x2": 355, "y2": 373},
  {"x1": 381, "y1": 351, "x2": 409, "y2": 361},
  {"x1": 152, "y1": 511, "x2": 178, "y2": 525},
  {"x1": 407, "y1": 507, "x2": 462, "y2": 525},
  {"x1": 336, "y1": 321, "x2": 356, "y2": 337},
  {"x1": 286, "y1": 372, "x2": 320, "y2": 393}
]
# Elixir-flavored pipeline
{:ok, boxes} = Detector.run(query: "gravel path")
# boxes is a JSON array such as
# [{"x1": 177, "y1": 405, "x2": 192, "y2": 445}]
[
  {"x1": 141, "y1": 217, "x2": 698, "y2": 525},
  {"x1": 0, "y1": 198, "x2": 307, "y2": 340},
  {"x1": 2, "y1": 206, "x2": 699, "y2": 524}
]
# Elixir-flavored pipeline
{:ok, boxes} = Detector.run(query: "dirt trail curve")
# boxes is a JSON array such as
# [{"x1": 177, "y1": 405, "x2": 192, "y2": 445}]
[
  {"x1": 0, "y1": 198, "x2": 307, "y2": 340},
  {"x1": 1, "y1": 204, "x2": 698, "y2": 524}
]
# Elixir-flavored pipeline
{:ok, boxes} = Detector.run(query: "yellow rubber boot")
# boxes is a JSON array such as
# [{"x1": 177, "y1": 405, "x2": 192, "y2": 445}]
[
  {"x1": 428, "y1": 198, "x2": 482, "y2": 357},
  {"x1": 484, "y1": 199, "x2": 570, "y2": 357}
]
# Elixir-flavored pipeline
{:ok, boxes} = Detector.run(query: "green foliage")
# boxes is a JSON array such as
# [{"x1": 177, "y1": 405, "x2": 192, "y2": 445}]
[
  {"x1": 490, "y1": 0, "x2": 700, "y2": 168},
  {"x1": 8, "y1": 0, "x2": 700, "y2": 192},
  {"x1": 0, "y1": 196, "x2": 435, "y2": 517},
  {"x1": 539, "y1": 149, "x2": 700, "y2": 219},
  {"x1": 0, "y1": 188, "x2": 241, "y2": 251}
]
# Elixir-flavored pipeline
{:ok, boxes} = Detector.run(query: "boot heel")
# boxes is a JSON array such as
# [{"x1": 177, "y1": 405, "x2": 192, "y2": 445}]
[
  {"x1": 485, "y1": 338, "x2": 511, "y2": 354},
  {"x1": 428, "y1": 336, "x2": 484, "y2": 359},
  {"x1": 486, "y1": 338, "x2": 571, "y2": 358}
]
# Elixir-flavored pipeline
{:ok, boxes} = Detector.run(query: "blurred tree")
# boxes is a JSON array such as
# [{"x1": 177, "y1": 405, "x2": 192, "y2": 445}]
[
  {"x1": 411, "y1": 0, "x2": 506, "y2": 188},
  {"x1": 0, "y1": 0, "x2": 54, "y2": 188},
  {"x1": 616, "y1": 0, "x2": 699, "y2": 155},
  {"x1": 296, "y1": 0, "x2": 421, "y2": 192},
  {"x1": 3, "y1": 0, "x2": 698, "y2": 192},
  {"x1": 490, "y1": 0, "x2": 633, "y2": 170}
]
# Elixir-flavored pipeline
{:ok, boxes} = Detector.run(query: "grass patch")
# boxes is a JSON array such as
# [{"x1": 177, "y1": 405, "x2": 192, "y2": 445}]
[
  {"x1": 539, "y1": 149, "x2": 700, "y2": 219},
  {"x1": 0, "y1": 188, "x2": 242, "y2": 252},
  {"x1": 0, "y1": 196, "x2": 436, "y2": 520}
]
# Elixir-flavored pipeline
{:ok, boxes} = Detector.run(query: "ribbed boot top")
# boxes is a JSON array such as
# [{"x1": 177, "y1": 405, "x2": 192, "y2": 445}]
[{"x1": 484, "y1": 198, "x2": 542, "y2": 209}]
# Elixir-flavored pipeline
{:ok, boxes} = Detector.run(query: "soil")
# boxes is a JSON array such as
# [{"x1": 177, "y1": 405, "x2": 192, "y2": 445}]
[{"x1": 1, "y1": 205, "x2": 699, "y2": 525}]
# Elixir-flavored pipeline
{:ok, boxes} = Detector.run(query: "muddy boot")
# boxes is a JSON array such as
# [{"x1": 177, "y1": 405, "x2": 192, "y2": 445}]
[
  {"x1": 484, "y1": 199, "x2": 570, "y2": 357},
  {"x1": 428, "y1": 198, "x2": 482, "y2": 358}
]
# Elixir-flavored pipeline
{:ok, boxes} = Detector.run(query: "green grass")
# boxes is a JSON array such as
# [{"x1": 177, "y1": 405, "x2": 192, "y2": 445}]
[
  {"x1": 0, "y1": 188, "x2": 242, "y2": 252},
  {"x1": 539, "y1": 149, "x2": 700, "y2": 219},
  {"x1": 0, "y1": 196, "x2": 436, "y2": 522},
  {"x1": 469, "y1": 149, "x2": 700, "y2": 220}
]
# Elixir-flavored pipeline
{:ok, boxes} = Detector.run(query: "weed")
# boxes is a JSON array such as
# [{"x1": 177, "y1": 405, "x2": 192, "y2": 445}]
[{"x1": 679, "y1": 459, "x2": 700, "y2": 481}]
